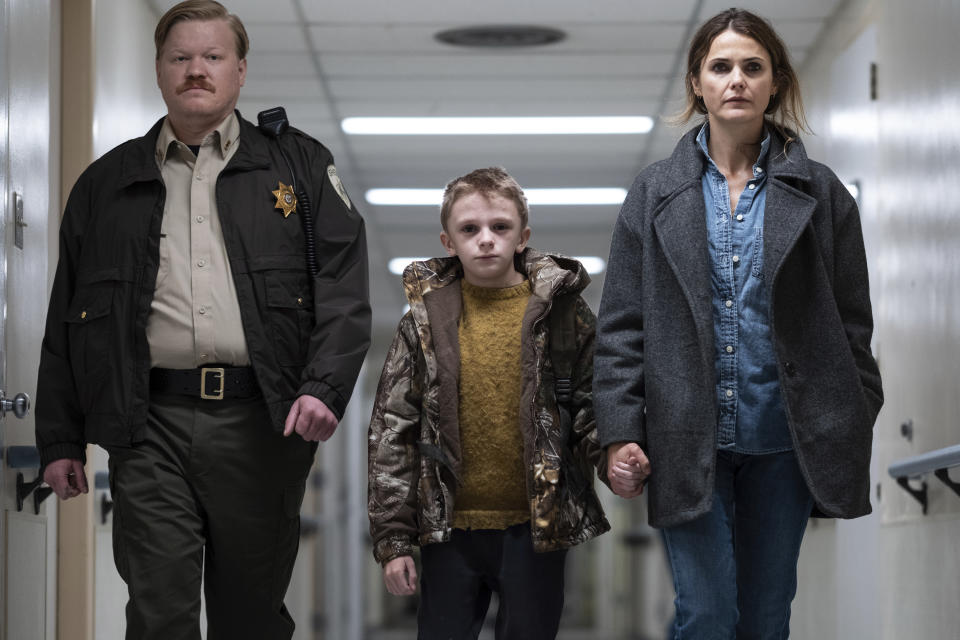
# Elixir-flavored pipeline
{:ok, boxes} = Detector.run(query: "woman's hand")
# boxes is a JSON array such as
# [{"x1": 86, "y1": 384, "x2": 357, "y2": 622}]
[{"x1": 606, "y1": 442, "x2": 651, "y2": 498}]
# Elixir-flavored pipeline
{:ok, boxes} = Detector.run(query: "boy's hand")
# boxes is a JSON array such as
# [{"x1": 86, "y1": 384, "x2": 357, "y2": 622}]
[
  {"x1": 606, "y1": 442, "x2": 651, "y2": 498},
  {"x1": 383, "y1": 555, "x2": 418, "y2": 596}
]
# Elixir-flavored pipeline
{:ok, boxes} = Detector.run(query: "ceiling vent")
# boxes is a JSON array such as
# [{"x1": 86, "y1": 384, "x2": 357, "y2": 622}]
[{"x1": 435, "y1": 25, "x2": 566, "y2": 48}]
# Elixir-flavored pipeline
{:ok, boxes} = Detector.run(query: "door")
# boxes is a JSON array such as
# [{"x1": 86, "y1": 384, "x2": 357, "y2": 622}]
[{"x1": 1, "y1": 0, "x2": 58, "y2": 638}]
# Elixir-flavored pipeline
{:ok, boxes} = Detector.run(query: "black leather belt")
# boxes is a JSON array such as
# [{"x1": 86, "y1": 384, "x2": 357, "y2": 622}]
[{"x1": 150, "y1": 366, "x2": 259, "y2": 400}]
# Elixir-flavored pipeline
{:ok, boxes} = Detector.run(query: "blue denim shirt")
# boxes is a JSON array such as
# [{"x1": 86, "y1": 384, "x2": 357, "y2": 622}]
[{"x1": 697, "y1": 124, "x2": 792, "y2": 453}]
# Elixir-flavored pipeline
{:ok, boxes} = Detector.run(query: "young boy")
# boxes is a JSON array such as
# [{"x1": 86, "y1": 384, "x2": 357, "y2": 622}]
[{"x1": 367, "y1": 167, "x2": 609, "y2": 639}]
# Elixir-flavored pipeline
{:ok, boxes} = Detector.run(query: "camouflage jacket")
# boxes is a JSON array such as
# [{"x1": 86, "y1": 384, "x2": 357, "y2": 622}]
[{"x1": 367, "y1": 248, "x2": 610, "y2": 565}]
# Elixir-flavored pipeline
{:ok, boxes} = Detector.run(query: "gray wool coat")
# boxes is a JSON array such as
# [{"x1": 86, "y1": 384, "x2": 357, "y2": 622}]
[{"x1": 595, "y1": 125, "x2": 883, "y2": 528}]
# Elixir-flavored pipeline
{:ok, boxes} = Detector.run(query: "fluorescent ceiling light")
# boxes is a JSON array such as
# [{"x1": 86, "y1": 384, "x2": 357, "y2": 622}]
[
  {"x1": 342, "y1": 116, "x2": 653, "y2": 136},
  {"x1": 389, "y1": 256, "x2": 606, "y2": 275},
  {"x1": 367, "y1": 188, "x2": 627, "y2": 206},
  {"x1": 576, "y1": 256, "x2": 606, "y2": 275}
]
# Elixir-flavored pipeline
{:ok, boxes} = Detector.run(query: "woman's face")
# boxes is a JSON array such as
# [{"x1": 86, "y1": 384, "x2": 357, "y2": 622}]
[{"x1": 692, "y1": 29, "x2": 776, "y2": 129}]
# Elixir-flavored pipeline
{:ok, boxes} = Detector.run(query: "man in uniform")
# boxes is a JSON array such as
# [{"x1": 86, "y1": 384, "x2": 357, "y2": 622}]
[{"x1": 35, "y1": 2, "x2": 370, "y2": 638}]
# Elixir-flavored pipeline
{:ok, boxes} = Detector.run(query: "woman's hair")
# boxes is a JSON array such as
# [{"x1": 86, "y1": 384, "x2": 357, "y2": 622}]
[
  {"x1": 674, "y1": 8, "x2": 809, "y2": 140},
  {"x1": 440, "y1": 167, "x2": 529, "y2": 232}
]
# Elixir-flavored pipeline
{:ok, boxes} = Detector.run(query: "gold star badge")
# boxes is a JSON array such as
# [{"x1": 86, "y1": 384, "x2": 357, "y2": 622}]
[{"x1": 272, "y1": 182, "x2": 298, "y2": 218}]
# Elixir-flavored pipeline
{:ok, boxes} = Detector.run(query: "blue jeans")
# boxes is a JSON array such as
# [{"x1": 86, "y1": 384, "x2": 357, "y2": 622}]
[{"x1": 661, "y1": 451, "x2": 814, "y2": 640}]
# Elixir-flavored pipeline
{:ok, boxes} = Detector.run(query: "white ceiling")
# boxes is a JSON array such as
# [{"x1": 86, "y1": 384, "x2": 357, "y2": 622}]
[{"x1": 147, "y1": 0, "x2": 845, "y2": 337}]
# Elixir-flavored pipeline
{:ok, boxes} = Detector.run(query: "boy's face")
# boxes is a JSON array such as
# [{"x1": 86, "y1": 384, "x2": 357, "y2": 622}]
[{"x1": 440, "y1": 192, "x2": 531, "y2": 288}]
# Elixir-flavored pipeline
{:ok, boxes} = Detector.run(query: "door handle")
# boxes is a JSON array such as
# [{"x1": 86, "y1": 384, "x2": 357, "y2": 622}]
[{"x1": 0, "y1": 391, "x2": 30, "y2": 419}]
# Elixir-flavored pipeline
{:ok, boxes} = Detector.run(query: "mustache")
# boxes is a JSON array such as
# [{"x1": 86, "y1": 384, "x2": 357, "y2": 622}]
[{"x1": 176, "y1": 79, "x2": 215, "y2": 94}]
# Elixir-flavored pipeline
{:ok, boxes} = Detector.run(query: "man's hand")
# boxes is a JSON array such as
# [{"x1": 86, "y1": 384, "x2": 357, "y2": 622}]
[
  {"x1": 606, "y1": 442, "x2": 651, "y2": 499},
  {"x1": 43, "y1": 458, "x2": 89, "y2": 501},
  {"x1": 283, "y1": 395, "x2": 338, "y2": 442},
  {"x1": 383, "y1": 555, "x2": 418, "y2": 596}
]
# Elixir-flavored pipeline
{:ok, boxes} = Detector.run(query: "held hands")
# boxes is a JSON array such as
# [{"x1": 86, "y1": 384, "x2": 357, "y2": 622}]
[
  {"x1": 283, "y1": 395, "x2": 339, "y2": 442},
  {"x1": 606, "y1": 442, "x2": 651, "y2": 499},
  {"x1": 383, "y1": 555, "x2": 418, "y2": 596},
  {"x1": 43, "y1": 458, "x2": 89, "y2": 501}
]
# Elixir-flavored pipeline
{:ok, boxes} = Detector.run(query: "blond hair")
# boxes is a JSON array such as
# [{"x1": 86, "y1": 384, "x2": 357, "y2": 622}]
[{"x1": 154, "y1": 0, "x2": 249, "y2": 60}]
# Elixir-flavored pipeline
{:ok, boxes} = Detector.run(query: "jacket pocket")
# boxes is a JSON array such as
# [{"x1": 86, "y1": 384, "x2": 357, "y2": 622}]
[
  {"x1": 65, "y1": 281, "x2": 114, "y2": 394},
  {"x1": 264, "y1": 272, "x2": 314, "y2": 367}
]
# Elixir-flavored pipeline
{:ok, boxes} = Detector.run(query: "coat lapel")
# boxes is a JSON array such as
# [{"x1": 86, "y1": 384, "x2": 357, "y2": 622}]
[
  {"x1": 763, "y1": 137, "x2": 816, "y2": 285},
  {"x1": 763, "y1": 180, "x2": 817, "y2": 285},
  {"x1": 653, "y1": 185, "x2": 715, "y2": 368},
  {"x1": 652, "y1": 126, "x2": 715, "y2": 369}
]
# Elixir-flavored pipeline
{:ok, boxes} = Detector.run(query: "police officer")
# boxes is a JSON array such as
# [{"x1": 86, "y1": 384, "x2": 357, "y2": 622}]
[{"x1": 35, "y1": 2, "x2": 370, "y2": 638}]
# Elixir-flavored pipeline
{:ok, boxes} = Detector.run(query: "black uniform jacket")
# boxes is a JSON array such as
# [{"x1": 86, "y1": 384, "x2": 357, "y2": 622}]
[{"x1": 35, "y1": 112, "x2": 371, "y2": 468}]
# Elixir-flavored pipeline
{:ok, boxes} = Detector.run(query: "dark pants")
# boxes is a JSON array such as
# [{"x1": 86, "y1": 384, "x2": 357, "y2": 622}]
[
  {"x1": 418, "y1": 522, "x2": 568, "y2": 640},
  {"x1": 106, "y1": 392, "x2": 315, "y2": 640}
]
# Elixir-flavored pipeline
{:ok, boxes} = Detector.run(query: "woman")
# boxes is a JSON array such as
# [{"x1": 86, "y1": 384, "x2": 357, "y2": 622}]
[{"x1": 594, "y1": 8, "x2": 883, "y2": 638}]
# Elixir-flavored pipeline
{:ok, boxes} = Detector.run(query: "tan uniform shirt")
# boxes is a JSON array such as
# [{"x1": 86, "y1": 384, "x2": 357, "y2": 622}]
[{"x1": 146, "y1": 113, "x2": 249, "y2": 368}]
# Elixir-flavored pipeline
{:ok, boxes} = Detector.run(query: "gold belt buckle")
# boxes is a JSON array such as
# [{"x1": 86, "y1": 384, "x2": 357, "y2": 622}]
[{"x1": 200, "y1": 367, "x2": 225, "y2": 400}]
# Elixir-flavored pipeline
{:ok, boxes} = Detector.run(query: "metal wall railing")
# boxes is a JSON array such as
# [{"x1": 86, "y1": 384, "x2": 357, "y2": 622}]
[{"x1": 888, "y1": 443, "x2": 960, "y2": 514}]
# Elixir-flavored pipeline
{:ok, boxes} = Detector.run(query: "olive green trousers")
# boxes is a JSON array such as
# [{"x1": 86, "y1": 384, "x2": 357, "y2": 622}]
[{"x1": 106, "y1": 392, "x2": 315, "y2": 640}]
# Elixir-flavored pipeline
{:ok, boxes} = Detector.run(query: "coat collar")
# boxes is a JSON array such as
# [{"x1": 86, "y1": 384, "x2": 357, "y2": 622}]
[
  {"x1": 658, "y1": 122, "x2": 812, "y2": 198},
  {"x1": 116, "y1": 110, "x2": 272, "y2": 190}
]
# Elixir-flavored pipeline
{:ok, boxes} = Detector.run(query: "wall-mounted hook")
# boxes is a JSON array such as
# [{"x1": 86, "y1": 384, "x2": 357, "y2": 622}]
[
  {"x1": 16, "y1": 472, "x2": 43, "y2": 513},
  {"x1": 101, "y1": 493, "x2": 114, "y2": 525},
  {"x1": 95, "y1": 471, "x2": 113, "y2": 524},
  {"x1": 900, "y1": 419, "x2": 914, "y2": 442}
]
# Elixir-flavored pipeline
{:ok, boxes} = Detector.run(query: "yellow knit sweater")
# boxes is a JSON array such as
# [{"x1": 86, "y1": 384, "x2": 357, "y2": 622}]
[{"x1": 452, "y1": 278, "x2": 531, "y2": 531}]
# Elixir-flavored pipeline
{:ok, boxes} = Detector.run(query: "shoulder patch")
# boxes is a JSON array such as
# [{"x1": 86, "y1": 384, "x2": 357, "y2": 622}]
[{"x1": 326, "y1": 164, "x2": 352, "y2": 209}]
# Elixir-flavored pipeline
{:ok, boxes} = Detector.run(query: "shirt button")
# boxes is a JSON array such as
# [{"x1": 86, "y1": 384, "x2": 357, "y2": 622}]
[
  {"x1": 196, "y1": 215, "x2": 205, "y2": 223},
  {"x1": 732, "y1": 255, "x2": 740, "y2": 264},
  {"x1": 725, "y1": 299, "x2": 733, "y2": 308},
  {"x1": 199, "y1": 353, "x2": 208, "y2": 360},
  {"x1": 748, "y1": 183, "x2": 756, "y2": 190},
  {"x1": 198, "y1": 306, "x2": 206, "y2": 315},
  {"x1": 197, "y1": 259, "x2": 206, "y2": 267},
  {"x1": 736, "y1": 214, "x2": 744, "y2": 221},
  {"x1": 726, "y1": 389, "x2": 734, "y2": 398},
  {"x1": 756, "y1": 167, "x2": 763, "y2": 173},
  {"x1": 726, "y1": 345, "x2": 734, "y2": 353},
  {"x1": 195, "y1": 173, "x2": 204, "y2": 181}
]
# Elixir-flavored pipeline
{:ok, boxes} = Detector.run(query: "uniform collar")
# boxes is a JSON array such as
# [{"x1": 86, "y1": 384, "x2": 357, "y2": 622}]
[{"x1": 154, "y1": 112, "x2": 240, "y2": 166}]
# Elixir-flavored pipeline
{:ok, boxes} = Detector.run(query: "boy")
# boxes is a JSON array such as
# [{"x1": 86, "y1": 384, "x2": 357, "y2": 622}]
[{"x1": 367, "y1": 167, "x2": 609, "y2": 639}]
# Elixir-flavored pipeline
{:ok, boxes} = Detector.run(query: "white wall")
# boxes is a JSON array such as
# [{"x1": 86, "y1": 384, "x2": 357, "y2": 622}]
[
  {"x1": 793, "y1": 1, "x2": 960, "y2": 637},
  {"x1": 92, "y1": 0, "x2": 164, "y2": 158}
]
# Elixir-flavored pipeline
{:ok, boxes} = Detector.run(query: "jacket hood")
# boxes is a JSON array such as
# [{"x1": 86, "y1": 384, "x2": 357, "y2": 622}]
[{"x1": 400, "y1": 247, "x2": 590, "y2": 307}]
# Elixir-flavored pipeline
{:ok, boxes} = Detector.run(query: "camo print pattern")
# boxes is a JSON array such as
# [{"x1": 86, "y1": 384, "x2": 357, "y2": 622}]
[{"x1": 367, "y1": 249, "x2": 610, "y2": 565}]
